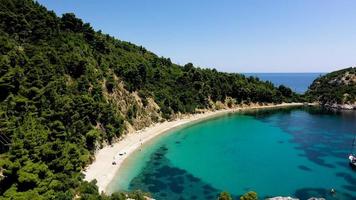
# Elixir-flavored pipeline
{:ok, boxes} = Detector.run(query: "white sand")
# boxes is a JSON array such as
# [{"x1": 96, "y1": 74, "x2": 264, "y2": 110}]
[{"x1": 83, "y1": 103, "x2": 303, "y2": 193}]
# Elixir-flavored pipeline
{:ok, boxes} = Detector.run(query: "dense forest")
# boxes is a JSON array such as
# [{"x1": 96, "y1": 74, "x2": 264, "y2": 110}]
[
  {"x1": 306, "y1": 67, "x2": 355, "y2": 107},
  {"x1": 0, "y1": 0, "x2": 298, "y2": 199}
]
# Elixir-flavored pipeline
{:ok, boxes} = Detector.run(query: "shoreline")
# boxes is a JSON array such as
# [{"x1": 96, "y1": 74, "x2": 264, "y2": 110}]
[{"x1": 83, "y1": 102, "x2": 304, "y2": 193}]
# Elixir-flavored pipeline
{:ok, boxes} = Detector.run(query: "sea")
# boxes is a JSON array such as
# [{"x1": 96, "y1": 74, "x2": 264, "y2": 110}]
[
  {"x1": 244, "y1": 73, "x2": 324, "y2": 94},
  {"x1": 107, "y1": 107, "x2": 356, "y2": 200}
]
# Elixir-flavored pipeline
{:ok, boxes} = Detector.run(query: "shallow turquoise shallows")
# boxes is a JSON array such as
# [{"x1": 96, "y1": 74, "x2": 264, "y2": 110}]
[{"x1": 107, "y1": 107, "x2": 356, "y2": 200}]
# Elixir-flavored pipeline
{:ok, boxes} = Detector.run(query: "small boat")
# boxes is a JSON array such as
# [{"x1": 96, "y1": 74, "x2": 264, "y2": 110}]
[
  {"x1": 349, "y1": 154, "x2": 356, "y2": 168},
  {"x1": 349, "y1": 136, "x2": 356, "y2": 168}
]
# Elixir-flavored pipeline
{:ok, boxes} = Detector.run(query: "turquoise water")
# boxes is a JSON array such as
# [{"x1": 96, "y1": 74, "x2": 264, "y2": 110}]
[
  {"x1": 108, "y1": 107, "x2": 356, "y2": 199},
  {"x1": 244, "y1": 73, "x2": 324, "y2": 94}
]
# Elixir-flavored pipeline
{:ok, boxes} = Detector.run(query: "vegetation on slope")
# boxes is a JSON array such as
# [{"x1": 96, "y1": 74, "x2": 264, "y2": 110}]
[
  {"x1": 306, "y1": 67, "x2": 355, "y2": 106},
  {"x1": 0, "y1": 0, "x2": 297, "y2": 199}
]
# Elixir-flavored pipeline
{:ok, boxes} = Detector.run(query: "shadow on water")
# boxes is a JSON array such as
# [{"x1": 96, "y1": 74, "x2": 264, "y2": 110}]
[
  {"x1": 335, "y1": 172, "x2": 356, "y2": 192},
  {"x1": 128, "y1": 146, "x2": 237, "y2": 200},
  {"x1": 298, "y1": 165, "x2": 312, "y2": 172},
  {"x1": 247, "y1": 106, "x2": 356, "y2": 168},
  {"x1": 294, "y1": 187, "x2": 356, "y2": 200},
  {"x1": 246, "y1": 106, "x2": 356, "y2": 198}
]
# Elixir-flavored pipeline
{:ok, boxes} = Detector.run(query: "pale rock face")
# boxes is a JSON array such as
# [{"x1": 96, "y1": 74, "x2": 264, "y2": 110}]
[
  {"x1": 341, "y1": 104, "x2": 356, "y2": 109},
  {"x1": 329, "y1": 103, "x2": 356, "y2": 110},
  {"x1": 266, "y1": 196, "x2": 326, "y2": 200},
  {"x1": 266, "y1": 197, "x2": 299, "y2": 200}
]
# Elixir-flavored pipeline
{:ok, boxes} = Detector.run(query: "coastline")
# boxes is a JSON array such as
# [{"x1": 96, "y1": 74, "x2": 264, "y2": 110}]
[{"x1": 83, "y1": 102, "x2": 303, "y2": 193}]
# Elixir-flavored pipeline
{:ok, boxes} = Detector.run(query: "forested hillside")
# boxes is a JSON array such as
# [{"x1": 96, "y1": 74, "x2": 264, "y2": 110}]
[
  {"x1": 0, "y1": 0, "x2": 298, "y2": 199},
  {"x1": 306, "y1": 67, "x2": 355, "y2": 109}
]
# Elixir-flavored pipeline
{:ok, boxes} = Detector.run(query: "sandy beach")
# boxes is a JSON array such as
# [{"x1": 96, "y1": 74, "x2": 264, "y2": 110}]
[{"x1": 83, "y1": 102, "x2": 304, "y2": 193}]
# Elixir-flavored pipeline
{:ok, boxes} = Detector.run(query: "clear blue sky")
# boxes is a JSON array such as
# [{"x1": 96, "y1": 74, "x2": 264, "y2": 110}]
[{"x1": 38, "y1": 0, "x2": 356, "y2": 73}]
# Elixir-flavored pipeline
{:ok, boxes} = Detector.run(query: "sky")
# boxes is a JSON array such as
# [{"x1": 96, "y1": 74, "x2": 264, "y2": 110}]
[{"x1": 37, "y1": 0, "x2": 356, "y2": 73}]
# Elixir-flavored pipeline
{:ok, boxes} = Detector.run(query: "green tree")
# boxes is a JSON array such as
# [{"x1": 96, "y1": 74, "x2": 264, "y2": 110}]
[{"x1": 278, "y1": 85, "x2": 292, "y2": 98}]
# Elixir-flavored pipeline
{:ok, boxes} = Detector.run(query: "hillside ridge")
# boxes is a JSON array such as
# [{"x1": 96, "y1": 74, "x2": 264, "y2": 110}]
[{"x1": 306, "y1": 67, "x2": 356, "y2": 109}]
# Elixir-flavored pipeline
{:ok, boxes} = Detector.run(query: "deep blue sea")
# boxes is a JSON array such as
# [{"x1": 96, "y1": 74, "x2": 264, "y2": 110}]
[{"x1": 244, "y1": 73, "x2": 324, "y2": 94}]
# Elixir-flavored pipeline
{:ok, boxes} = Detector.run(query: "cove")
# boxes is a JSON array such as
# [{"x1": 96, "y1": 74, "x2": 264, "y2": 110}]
[{"x1": 107, "y1": 107, "x2": 356, "y2": 200}]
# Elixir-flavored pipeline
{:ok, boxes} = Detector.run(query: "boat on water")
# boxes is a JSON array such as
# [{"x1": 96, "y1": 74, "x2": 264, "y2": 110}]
[
  {"x1": 349, "y1": 136, "x2": 356, "y2": 168},
  {"x1": 349, "y1": 155, "x2": 356, "y2": 167},
  {"x1": 349, "y1": 154, "x2": 356, "y2": 168}
]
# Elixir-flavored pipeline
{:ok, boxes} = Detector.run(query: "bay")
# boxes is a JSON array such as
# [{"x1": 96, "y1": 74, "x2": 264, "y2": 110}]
[{"x1": 108, "y1": 107, "x2": 356, "y2": 200}]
